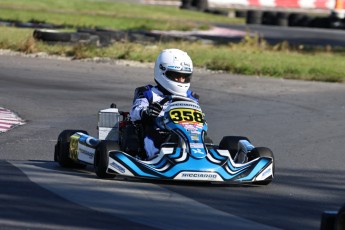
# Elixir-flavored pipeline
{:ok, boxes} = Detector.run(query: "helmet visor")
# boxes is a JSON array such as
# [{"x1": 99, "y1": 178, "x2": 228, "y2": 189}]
[{"x1": 165, "y1": 71, "x2": 192, "y2": 83}]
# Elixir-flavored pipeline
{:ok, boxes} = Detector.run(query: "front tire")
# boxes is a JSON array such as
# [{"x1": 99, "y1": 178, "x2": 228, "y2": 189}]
[
  {"x1": 94, "y1": 140, "x2": 118, "y2": 179},
  {"x1": 248, "y1": 147, "x2": 274, "y2": 160},
  {"x1": 54, "y1": 129, "x2": 88, "y2": 168},
  {"x1": 250, "y1": 147, "x2": 274, "y2": 185},
  {"x1": 219, "y1": 136, "x2": 251, "y2": 160}
]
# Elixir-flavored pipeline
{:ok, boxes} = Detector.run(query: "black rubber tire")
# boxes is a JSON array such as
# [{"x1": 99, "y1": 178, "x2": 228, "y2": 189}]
[
  {"x1": 321, "y1": 211, "x2": 337, "y2": 230},
  {"x1": 262, "y1": 11, "x2": 276, "y2": 25},
  {"x1": 329, "y1": 16, "x2": 345, "y2": 29},
  {"x1": 180, "y1": 0, "x2": 193, "y2": 9},
  {"x1": 335, "y1": 204, "x2": 345, "y2": 230},
  {"x1": 309, "y1": 17, "x2": 330, "y2": 28},
  {"x1": 249, "y1": 147, "x2": 274, "y2": 185},
  {"x1": 288, "y1": 13, "x2": 304, "y2": 27},
  {"x1": 276, "y1": 12, "x2": 289, "y2": 27},
  {"x1": 218, "y1": 136, "x2": 251, "y2": 159},
  {"x1": 193, "y1": 0, "x2": 208, "y2": 11},
  {"x1": 70, "y1": 32, "x2": 93, "y2": 42},
  {"x1": 33, "y1": 29, "x2": 71, "y2": 42},
  {"x1": 248, "y1": 147, "x2": 273, "y2": 160},
  {"x1": 94, "y1": 140, "x2": 118, "y2": 179},
  {"x1": 15, "y1": 22, "x2": 36, "y2": 28},
  {"x1": 299, "y1": 15, "x2": 314, "y2": 27},
  {"x1": 235, "y1": 10, "x2": 247, "y2": 18},
  {"x1": 54, "y1": 129, "x2": 88, "y2": 168},
  {"x1": 95, "y1": 28, "x2": 128, "y2": 41},
  {"x1": 77, "y1": 29, "x2": 112, "y2": 46},
  {"x1": 246, "y1": 10, "x2": 262, "y2": 25}
]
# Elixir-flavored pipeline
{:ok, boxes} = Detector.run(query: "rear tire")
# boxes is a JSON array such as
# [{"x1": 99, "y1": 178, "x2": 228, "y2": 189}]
[
  {"x1": 219, "y1": 136, "x2": 251, "y2": 160},
  {"x1": 94, "y1": 140, "x2": 118, "y2": 178},
  {"x1": 54, "y1": 129, "x2": 88, "y2": 168}
]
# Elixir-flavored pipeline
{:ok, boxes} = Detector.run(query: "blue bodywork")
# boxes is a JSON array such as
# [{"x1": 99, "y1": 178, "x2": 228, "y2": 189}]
[
  {"x1": 106, "y1": 97, "x2": 274, "y2": 183},
  {"x1": 108, "y1": 147, "x2": 273, "y2": 183}
]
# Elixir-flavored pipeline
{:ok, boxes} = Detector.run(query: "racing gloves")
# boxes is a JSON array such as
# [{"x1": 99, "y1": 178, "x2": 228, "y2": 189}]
[
  {"x1": 148, "y1": 102, "x2": 163, "y2": 117},
  {"x1": 141, "y1": 102, "x2": 163, "y2": 124}
]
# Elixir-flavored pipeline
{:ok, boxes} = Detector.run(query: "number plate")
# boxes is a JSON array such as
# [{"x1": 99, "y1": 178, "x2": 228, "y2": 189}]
[{"x1": 169, "y1": 108, "x2": 204, "y2": 124}]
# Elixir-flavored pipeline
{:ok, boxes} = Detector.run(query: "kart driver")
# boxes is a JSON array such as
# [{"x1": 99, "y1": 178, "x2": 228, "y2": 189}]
[{"x1": 130, "y1": 48, "x2": 199, "y2": 160}]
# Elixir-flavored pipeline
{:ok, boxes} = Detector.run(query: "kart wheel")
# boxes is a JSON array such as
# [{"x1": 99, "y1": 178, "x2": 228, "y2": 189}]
[
  {"x1": 249, "y1": 147, "x2": 274, "y2": 185},
  {"x1": 55, "y1": 129, "x2": 88, "y2": 168},
  {"x1": 219, "y1": 136, "x2": 251, "y2": 159},
  {"x1": 94, "y1": 140, "x2": 117, "y2": 179},
  {"x1": 321, "y1": 211, "x2": 337, "y2": 230},
  {"x1": 248, "y1": 147, "x2": 274, "y2": 160},
  {"x1": 336, "y1": 204, "x2": 345, "y2": 230}
]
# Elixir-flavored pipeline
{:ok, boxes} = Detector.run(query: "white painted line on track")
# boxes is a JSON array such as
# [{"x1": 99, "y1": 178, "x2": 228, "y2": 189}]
[{"x1": 12, "y1": 161, "x2": 280, "y2": 230}]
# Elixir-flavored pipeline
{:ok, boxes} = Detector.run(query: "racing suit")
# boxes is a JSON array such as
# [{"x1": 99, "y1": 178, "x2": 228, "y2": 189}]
[{"x1": 130, "y1": 84, "x2": 199, "y2": 160}]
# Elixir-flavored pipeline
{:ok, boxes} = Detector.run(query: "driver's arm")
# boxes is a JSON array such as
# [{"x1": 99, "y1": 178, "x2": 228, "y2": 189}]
[
  {"x1": 130, "y1": 97, "x2": 149, "y2": 122},
  {"x1": 130, "y1": 86, "x2": 163, "y2": 124}
]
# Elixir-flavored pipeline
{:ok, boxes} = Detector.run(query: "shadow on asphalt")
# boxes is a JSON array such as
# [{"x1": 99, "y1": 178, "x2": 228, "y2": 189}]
[{"x1": 0, "y1": 160, "x2": 155, "y2": 229}]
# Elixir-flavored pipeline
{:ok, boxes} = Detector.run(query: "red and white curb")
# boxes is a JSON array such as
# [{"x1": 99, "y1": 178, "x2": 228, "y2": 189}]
[{"x1": 0, "y1": 107, "x2": 25, "y2": 133}]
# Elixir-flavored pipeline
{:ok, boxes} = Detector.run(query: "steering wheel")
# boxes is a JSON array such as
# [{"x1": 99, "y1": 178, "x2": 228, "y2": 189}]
[
  {"x1": 158, "y1": 95, "x2": 196, "y2": 107},
  {"x1": 155, "y1": 95, "x2": 199, "y2": 129}
]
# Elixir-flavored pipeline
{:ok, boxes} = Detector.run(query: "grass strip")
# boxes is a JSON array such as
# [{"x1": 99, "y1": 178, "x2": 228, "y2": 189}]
[
  {"x1": 1, "y1": 0, "x2": 344, "y2": 83},
  {"x1": 1, "y1": 27, "x2": 344, "y2": 83},
  {"x1": 0, "y1": 0, "x2": 243, "y2": 30}
]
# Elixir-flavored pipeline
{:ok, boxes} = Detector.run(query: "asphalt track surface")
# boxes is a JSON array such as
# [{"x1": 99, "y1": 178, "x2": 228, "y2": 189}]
[{"x1": 0, "y1": 54, "x2": 345, "y2": 229}]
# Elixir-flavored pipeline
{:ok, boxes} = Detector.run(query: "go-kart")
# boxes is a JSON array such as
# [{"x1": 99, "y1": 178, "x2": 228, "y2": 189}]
[{"x1": 54, "y1": 95, "x2": 274, "y2": 185}]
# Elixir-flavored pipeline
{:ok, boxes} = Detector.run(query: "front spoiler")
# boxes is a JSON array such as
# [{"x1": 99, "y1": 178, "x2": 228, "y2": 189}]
[{"x1": 107, "y1": 147, "x2": 273, "y2": 184}]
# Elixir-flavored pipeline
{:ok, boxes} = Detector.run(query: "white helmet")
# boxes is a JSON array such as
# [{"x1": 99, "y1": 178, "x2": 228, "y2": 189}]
[{"x1": 154, "y1": 49, "x2": 193, "y2": 96}]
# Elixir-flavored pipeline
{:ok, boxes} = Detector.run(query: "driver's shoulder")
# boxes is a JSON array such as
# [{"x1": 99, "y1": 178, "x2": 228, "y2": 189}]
[
  {"x1": 187, "y1": 90, "x2": 200, "y2": 102},
  {"x1": 134, "y1": 84, "x2": 154, "y2": 100}
]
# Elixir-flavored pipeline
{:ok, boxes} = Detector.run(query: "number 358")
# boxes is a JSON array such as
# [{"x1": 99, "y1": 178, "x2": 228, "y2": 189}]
[{"x1": 169, "y1": 109, "x2": 204, "y2": 123}]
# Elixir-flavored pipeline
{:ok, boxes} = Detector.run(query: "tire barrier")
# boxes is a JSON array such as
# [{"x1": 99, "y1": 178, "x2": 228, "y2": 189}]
[
  {"x1": 180, "y1": 0, "x2": 208, "y2": 11},
  {"x1": 235, "y1": 10, "x2": 247, "y2": 18},
  {"x1": 243, "y1": 10, "x2": 344, "y2": 29},
  {"x1": 246, "y1": 10, "x2": 262, "y2": 25},
  {"x1": 33, "y1": 30, "x2": 71, "y2": 42},
  {"x1": 180, "y1": 0, "x2": 230, "y2": 16},
  {"x1": 288, "y1": 13, "x2": 305, "y2": 27},
  {"x1": 261, "y1": 12, "x2": 276, "y2": 25},
  {"x1": 32, "y1": 28, "x2": 200, "y2": 46},
  {"x1": 0, "y1": 19, "x2": 67, "y2": 29},
  {"x1": 87, "y1": 29, "x2": 159, "y2": 43},
  {"x1": 276, "y1": 12, "x2": 289, "y2": 27},
  {"x1": 33, "y1": 29, "x2": 100, "y2": 46}
]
